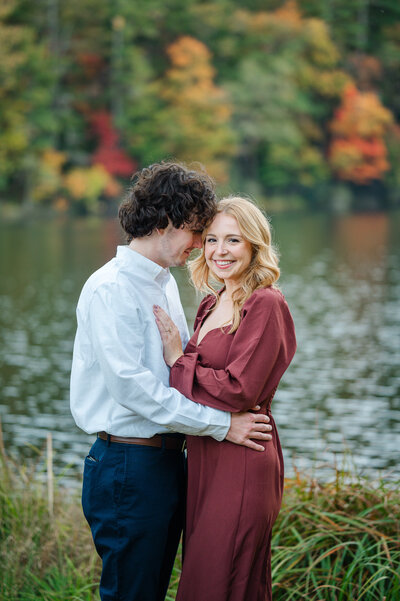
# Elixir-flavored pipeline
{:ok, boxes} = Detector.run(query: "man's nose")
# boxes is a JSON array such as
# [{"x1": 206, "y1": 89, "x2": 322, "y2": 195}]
[{"x1": 192, "y1": 233, "x2": 203, "y2": 248}]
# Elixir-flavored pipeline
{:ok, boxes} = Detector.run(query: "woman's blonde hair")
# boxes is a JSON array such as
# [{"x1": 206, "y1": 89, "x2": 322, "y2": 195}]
[{"x1": 189, "y1": 196, "x2": 280, "y2": 333}]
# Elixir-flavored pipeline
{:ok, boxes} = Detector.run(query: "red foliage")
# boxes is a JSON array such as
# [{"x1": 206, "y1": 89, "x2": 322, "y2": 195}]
[
  {"x1": 76, "y1": 53, "x2": 105, "y2": 77},
  {"x1": 90, "y1": 111, "x2": 136, "y2": 177}
]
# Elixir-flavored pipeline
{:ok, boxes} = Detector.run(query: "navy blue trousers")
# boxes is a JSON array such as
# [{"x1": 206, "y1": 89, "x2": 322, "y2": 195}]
[{"x1": 82, "y1": 436, "x2": 185, "y2": 601}]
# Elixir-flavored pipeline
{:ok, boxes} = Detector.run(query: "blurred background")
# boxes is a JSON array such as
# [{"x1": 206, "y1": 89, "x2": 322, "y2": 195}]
[{"x1": 0, "y1": 0, "x2": 399, "y2": 484}]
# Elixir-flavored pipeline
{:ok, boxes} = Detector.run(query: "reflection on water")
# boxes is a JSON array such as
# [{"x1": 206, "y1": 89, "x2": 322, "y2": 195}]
[{"x1": 0, "y1": 212, "x2": 399, "y2": 483}]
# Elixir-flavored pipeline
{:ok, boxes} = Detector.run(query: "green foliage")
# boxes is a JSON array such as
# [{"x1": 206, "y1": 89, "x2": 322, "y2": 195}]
[
  {"x1": 0, "y1": 0, "x2": 57, "y2": 192},
  {"x1": 1, "y1": 0, "x2": 400, "y2": 208},
  {"x1": 227, "y1": 2, "x2": 345, "y2": 190},
  {"x1": 271, "y1": 472, "x2": 400, "y2": 599}
]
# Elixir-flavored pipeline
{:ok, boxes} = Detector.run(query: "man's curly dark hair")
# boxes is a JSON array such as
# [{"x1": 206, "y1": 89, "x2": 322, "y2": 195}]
[{"x1": 119, "y1": 161, "x2": 217, "y2": 241}]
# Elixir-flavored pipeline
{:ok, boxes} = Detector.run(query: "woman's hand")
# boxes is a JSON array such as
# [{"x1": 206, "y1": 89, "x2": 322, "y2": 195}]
[{"x1": 153, "y1": 305, "x2": 184, "y2": 367}]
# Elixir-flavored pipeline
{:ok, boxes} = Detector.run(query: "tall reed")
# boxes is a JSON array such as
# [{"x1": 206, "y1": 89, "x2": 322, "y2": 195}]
[
  {"x1": 0, "y1": 430, "x2": 99, "y2": 601},
  {"x1": 0, "y1": 430, "x2": 398, "y2": 600},
  {"x1": 271, "y1": 468, "x2": 400, "y2": 600}
]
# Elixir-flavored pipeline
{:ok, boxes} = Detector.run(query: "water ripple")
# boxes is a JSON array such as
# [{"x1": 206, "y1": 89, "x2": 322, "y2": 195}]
[{"x1": 0, "y1": 212, "x2": 399, "y2": 483}]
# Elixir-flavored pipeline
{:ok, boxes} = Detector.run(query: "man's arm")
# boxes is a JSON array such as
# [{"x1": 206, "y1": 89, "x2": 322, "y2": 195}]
[{"x1": 80, "y1": 283, "x2": 270, "y2": 447}]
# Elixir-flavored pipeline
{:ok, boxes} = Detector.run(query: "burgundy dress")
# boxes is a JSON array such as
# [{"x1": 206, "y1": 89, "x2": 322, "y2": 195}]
[{"x1": 170, "y1": 287, "x2": 297, "y2": 601}]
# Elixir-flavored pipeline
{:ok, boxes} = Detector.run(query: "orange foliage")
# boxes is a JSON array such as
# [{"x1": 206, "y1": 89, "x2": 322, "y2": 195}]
[
  {"x1": 331, "y1": 85, "x2": 392, "y2": 138},
  {"x1": 103, "y1": 176, "x2": 122, "y2": 198},
  {"x1": 329, "y1": 84, "x2": 393, "y2": 184},
  {"x1": 274, "y1": 0, "x2": 302, "y2": 25},
  {"x1": 234, "y1": 1, "x2": 302, "y2": 35},
  {"x1": 52, "y1": 196, "x2": 69, "y2": 212},
  {"x1": 167, "y1": 36, "x2": 214, "y2": 73}
]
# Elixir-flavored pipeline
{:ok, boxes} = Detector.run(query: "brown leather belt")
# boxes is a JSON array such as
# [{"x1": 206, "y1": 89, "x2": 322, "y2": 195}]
[{"x1": 97, "y1": 431, "x2": 185, "y2": 451}]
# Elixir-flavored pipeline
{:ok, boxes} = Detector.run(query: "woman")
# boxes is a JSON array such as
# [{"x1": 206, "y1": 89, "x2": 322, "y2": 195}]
[{"x1": 153, "y1": 197, "x2": 296, "y2": 601}]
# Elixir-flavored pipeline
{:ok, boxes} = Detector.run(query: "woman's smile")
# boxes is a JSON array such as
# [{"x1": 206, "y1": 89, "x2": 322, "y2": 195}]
[{"x1": 213, "y1": 259, "x2": 235, "y2": 269}]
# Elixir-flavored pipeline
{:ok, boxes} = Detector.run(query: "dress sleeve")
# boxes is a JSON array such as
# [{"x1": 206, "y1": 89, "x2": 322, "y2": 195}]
[
  {"x1": 193, "y1": 294, "x2": 216, "y2": 331},
  {"x1": 170, "y1": 288, "x2": 296, "y2": 413}
]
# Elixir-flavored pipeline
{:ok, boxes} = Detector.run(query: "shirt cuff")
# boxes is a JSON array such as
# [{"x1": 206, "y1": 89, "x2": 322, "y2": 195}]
[{"x1": 210, "y1": 413, "x2": 230, "y2": 441}]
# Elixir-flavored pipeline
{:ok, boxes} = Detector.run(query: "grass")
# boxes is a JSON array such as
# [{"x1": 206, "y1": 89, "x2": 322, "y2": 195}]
[
  {"x1": 0, "y1": 436, "x2": 98, "y2": 601},
  {"x1": 0, "y1": 434, "x2": 399, "y2": 601},
  {"x1": 271, "y1": 467, "x2": 400, "y2": 600}
]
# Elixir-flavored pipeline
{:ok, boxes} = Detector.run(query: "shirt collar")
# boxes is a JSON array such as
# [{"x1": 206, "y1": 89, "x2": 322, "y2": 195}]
[{"x1": 116, "y1": 246, "x2": 171, "y2": 286}]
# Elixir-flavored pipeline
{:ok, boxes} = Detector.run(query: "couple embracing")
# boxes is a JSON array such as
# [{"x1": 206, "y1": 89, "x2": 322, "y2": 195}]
[{"x1": 70, "y1": 161, "x2": 296, "y2": 601}]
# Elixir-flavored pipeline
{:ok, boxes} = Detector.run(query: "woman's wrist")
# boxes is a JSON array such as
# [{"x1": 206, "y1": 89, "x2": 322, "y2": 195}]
[{"x1": 168, "y1": 352, "x2": 183, "y2": 368}]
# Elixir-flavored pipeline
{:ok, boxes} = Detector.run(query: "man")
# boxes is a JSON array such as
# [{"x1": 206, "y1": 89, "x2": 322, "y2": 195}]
[{"x1": 70, "y1": 161, "x2": 272, "y2": 601}]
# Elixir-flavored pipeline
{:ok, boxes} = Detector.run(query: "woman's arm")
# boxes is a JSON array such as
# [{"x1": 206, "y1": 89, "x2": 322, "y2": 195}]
[{"x1": 154, "y1": 289, "x2": 296, "y2": 413}]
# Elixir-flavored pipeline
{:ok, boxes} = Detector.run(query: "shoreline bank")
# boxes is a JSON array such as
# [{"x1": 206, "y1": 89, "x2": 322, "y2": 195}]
[{"x1": 1, "y1": 447, "x2": 399, "y2": 601}]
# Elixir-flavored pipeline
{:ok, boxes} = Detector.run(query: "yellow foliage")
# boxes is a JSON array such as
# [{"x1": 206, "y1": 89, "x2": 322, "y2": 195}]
[
  {"x1": 64, "y1": 165, "x2": 110, "y2": 202},
  {"x1": 315, "y1": 70, "x2": 351, "y2": 97},
  {"x1": 2, "y1": 126, "x2": 27, "y2": 153},
  {"x1": 42, "y1": 149, "x2": 66, "y2": 170},
  {"x1": 299, "y1": 64, "x2": 351, "y2": 97},
  {"x1": 33, "y1": 149, "x2": 66, "y2": 203},
  {"x1": 112, "y1": 15, "x2": 126, "y2": 31},
  {"x1": 0, "y1": 0, "x2": 16, "y2": 20},
  {"x1": 161, "y1": 36, "x2": 236, "y2": 182},
  {"x1": 330, "y1": 141, "x2": 363, "y2": 170},
  {"x1": 303, "y1": 19, "x2": 339, "y2": 67}
]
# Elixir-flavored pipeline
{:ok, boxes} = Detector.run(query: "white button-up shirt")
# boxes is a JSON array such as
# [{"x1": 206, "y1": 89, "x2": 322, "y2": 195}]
[{"x1": 70, "y1": 246, "x2": 230, "y2": 440}]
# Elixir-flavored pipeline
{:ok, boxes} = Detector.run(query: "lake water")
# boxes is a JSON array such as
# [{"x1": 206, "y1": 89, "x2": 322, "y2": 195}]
[{"x1": 0, "y1": 211, "x2": 399, "y2": 484}]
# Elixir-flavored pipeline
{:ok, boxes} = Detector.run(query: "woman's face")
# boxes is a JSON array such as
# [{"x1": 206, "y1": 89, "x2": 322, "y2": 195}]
[{"x1": 204, "y1": 213, "x2": 253, "y2": 286}]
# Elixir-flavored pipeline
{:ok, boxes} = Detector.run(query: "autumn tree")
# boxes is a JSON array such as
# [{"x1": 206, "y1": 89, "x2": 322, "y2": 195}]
[
  {"x1": 155, "y1": 36, "x2": 236, "y2": 182},
  {"x1": 226, "y1": 1, "x2": 349, "y2": 191},
  {"x1": 90, "y1": 110, "x2": 136, "y2": 178},
  {"x1": 328, "y1": 84, "x2": 393, "y2": 184},
  {"x1": 2, "y1": 0, "x2": 399, "y2": 207}
]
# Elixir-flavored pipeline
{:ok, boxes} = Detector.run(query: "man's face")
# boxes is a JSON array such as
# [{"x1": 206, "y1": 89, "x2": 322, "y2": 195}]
[{"x1": 159, "y1": 224, "x2": 203, "y2": 267}]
